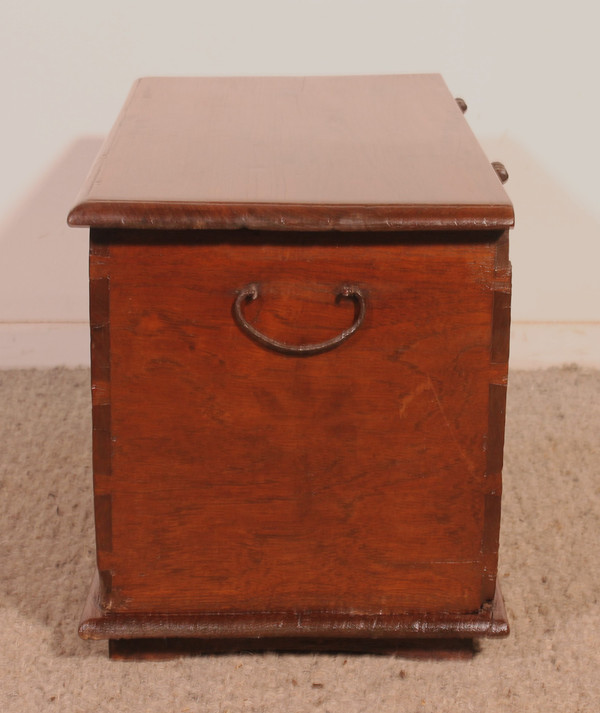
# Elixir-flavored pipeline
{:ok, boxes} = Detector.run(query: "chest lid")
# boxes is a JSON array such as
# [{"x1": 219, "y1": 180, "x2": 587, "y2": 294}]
[{"x1": 68, "y1": 74, "x2": 513, "y2": 232}]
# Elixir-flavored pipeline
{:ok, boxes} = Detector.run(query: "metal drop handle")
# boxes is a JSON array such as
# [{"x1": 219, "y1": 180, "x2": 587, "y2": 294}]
[
  {"x1": 233, "y1": 284, "x2": 366, "y2": 356},
  {"x1": 492, "y1": 161, "x2": 509, "y2": 184}
]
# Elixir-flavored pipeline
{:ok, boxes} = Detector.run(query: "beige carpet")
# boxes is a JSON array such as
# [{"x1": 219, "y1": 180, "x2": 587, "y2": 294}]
[{"x1": 1, "y1": 367, "x2": 599, "y2": 712}]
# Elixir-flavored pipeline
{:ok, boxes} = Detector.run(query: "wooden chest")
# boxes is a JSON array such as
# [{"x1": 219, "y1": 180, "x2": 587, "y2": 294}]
[{"x1": 69, "y1": 75, "x2": 513, "y2": 658}]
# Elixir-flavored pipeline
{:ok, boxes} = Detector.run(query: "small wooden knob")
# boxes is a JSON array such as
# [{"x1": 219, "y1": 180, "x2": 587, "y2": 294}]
[
  {"x1": 455, "y1": 97, "x2": 467, "y2": 113},
  {"x1": 492, "y1": 161, "x2": 509, "y2": 184}
]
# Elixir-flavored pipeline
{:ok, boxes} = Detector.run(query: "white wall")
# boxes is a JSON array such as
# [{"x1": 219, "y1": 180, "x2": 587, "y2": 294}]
[{"x1": 1, "y1": 0, "x2": 599, "y2": 367}]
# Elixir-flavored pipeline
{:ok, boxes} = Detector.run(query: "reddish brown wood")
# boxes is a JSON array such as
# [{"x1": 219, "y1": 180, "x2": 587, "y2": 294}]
[
  {"x1": 68, "y1": 76, "x2": 513, "y2": 233},
  {"x1": 75, "y1": 75, "x2": 513, "y2": 655},
  {"x1": 72, "y1": 201, "x2": 513, "y2": 233},
  {"x1": 491, "y1": 233, "x2": 512, "y2": 365},
  {"x1": 487, "y1": 384, "x2": 508, "y2": 475},
  {"x1": 94, "y1": 494, "x2": 113, "y2": 552},
  {"x1": 80, "y1": 572, "x2": 508, "y2": 649},
  {"x1": 89, "y1": 265, "x2": 113, "y2": 607},
  {"x1": 479, "y1": 232, "x2": 511, "y2": 601},
  {"x1": 87, "y1": 230, "x2": 505, "y2": 616}
]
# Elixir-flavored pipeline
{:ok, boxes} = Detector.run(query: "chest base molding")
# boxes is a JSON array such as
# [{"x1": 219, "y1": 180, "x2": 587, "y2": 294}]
[{"x1": 79, "y1": 573, "x2": 508, "y2": 659}]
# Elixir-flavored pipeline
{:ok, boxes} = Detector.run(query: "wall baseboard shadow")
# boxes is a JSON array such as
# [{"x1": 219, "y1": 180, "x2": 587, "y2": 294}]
[
  {"x1": 510, "y1": 322, "x2": 600, "y2": 369},
  {"x1": 0, "y1": 323, "x2": 89, "y2": 369}
]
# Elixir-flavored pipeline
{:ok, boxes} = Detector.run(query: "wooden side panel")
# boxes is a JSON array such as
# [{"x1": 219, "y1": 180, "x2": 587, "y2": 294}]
[
  {"x1": 96, "y1": 230, "x2": 503, "y2": 615},
  {"x1": 487, "y1": 383, "x2": 508, "y2": 476},
  {"x1": 89, "y1": 234, "x2": 113, "y2": 605},
  {"x1": 481, "y1": 231, "x2": 511, "y2": 601}
]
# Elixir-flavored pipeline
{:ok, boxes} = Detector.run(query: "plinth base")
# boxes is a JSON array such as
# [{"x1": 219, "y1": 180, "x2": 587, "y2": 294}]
[
  {"x1": 108, "y1": 636, "x2": 480, "y2": 660},
  {"x1": 79, "y1": 572, "x2": 508, "y2": 660}
]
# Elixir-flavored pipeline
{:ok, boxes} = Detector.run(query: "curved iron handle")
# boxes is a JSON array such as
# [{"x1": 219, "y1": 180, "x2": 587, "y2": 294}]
[{"x1": 233, "y1": 284, "x2": 366, "y2": 356}]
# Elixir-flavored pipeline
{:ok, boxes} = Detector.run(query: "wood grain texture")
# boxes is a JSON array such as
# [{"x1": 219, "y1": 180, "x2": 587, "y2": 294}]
[
  {"x1": 79, "y1": 571, "x2": 509, "y2": 643},
  {"x1": 89, "y1": 252, "x2": 113, "y2": 607},
  {"x1": 89, "y1": 229, "x2": 505, "y2": 616},
  {"x1": 479, "y1": 231, "x2": 511, "y2": 601},
  {"x1": 77, "y1": 76, "x2": 513, "y2": 651},
  {"x1": 68, "y1": 75, "x2": 513, "y2": 232}
]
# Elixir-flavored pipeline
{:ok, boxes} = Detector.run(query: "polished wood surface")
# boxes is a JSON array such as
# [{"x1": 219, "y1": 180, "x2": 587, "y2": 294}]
[
  {"x1": 68, "y1": 75, "x2": 513, "y2": 232},
  {"x1": 74, "y1": 75, "x2": 513, "y2": 655},
  {"x1": 88, "y1": 229, "x2": 509, "y2": 616},
  {"x1": 80, "y1": 571, "x2": 508, "y2": 644}
]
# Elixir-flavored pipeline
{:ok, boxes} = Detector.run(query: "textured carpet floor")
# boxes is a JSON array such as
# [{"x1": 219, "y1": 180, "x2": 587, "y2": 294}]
[{"x1": 1, "y1": 367, "x2": 599, "y2": 712}]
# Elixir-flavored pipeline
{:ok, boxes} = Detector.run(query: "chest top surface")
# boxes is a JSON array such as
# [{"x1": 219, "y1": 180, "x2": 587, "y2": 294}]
[{"x1": 68, "y1": 74, "x2": 513, "y2": 232}]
